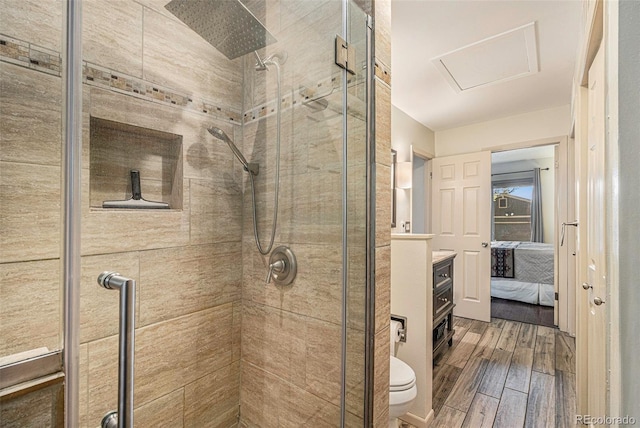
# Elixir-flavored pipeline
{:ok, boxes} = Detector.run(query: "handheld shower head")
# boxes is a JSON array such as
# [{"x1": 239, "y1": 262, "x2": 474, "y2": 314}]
[{"x1": 208, "y1": 127, "x2": 258, "y2": 175}]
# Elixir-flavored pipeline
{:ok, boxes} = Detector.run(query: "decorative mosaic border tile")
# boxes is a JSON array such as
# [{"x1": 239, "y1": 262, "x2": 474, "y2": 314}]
[
  {"x1": 1, "y1": 31, "x2": 366, "y2": 126},
  {"x1": 83, "y1": 62, "x2": 242, "y2": 124},
  {"x1": 0, "y1": 34, "x2": 61, "y2": 76},
  {"x1": 243, "y1": 71, "x2": 367, "y2": 125},
  {"x1": 0, "y1": 32, "x2": 242, "y2": 125}
]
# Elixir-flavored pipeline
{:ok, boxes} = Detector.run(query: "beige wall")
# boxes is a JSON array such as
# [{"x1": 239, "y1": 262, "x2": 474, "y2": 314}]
[
  {"x1": 392, "y1": 105, "x2": 436, "y2": 160},
  {"x1": 391, "y1": 105, "x2": 436, "y2": 234},
  {"x1": 435, "y1": 105, "x2": 571, "y2": 157}
]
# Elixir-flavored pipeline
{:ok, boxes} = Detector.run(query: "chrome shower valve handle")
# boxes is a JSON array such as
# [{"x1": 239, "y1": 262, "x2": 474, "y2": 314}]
[
  {"x1": 265, "y1": 259, "x2": 285, "y2": 284},
  {"x1": 265, "y1": 246, "x2": 297, "y2": 286}
]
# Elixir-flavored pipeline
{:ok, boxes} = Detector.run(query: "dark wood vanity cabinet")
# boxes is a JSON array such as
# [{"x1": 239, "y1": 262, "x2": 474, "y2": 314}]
[{"x1": 433, "y1": 256, "x2": 455, "y2": 358}]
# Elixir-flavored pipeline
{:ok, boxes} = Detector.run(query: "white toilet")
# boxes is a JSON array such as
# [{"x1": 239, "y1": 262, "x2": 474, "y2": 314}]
[{"x1": 389, "y1": 355, "x2": 417, "y2": 427}]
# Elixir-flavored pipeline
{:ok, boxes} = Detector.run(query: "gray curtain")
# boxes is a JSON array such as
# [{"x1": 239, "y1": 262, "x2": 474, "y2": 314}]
[{"x1": 531, "y1": 167, "x2": 544, "y2": 242}]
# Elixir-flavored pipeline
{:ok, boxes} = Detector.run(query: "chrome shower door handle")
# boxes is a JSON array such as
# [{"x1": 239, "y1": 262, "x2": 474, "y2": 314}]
[{"x1": 98, "y1": 272, "x2": 136, "y2": 428}]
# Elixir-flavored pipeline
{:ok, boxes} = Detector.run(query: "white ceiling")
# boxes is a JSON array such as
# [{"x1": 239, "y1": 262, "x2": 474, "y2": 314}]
[{"x1": 391, "y1": 0, "x2": 582, "y2": 131}]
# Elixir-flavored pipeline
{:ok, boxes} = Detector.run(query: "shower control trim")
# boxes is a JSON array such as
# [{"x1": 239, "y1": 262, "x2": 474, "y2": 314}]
[{"x1": 266, "y1": 246, "x2": 297, "y2": 286}]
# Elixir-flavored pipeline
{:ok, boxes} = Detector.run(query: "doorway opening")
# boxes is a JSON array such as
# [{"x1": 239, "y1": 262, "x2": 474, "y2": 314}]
[{"x1": 490, "y1": 145, "x2": 556, "y2": 327}]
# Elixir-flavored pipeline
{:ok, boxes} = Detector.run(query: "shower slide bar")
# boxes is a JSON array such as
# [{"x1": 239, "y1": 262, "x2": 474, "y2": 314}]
[{"x1": 97, "y1": 272, "x2": 136, "y2": 428}]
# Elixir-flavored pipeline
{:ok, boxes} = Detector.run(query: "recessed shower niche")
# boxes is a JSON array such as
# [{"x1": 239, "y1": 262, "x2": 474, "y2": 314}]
[{"x1": 89, "y1": 117, "x2": 183, "y2": 210}]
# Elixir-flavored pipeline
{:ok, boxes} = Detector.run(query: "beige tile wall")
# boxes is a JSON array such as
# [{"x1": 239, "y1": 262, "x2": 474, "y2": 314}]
[
  {"x1": 238, "y1": 0, "x2": 370, "y2": 426},
  {"x1": 1, "y1": 0, "x2": 245, "y2": 427},
  {"x1": 373, "y1": 0, "x2": 393, "y2": 426}
]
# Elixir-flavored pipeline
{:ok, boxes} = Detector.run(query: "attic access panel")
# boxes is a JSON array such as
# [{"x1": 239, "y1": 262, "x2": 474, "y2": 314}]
[{"x1": 432, "y1": 22, "x2": 539, "y2": 92}]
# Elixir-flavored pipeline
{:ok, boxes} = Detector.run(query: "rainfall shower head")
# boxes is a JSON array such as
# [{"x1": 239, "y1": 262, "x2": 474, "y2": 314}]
[
  {"x1": 208, "y1": 127, "x2": 258, "y2": 175},
  {"x1": 165, "y1": 0, "x2": 277, "y2": 60}
]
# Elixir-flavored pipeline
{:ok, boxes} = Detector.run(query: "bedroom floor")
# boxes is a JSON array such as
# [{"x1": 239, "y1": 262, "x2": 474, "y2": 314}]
[
  {"x1": 401, "y1": 316, "x2": 576, "y2": 428},
  {"x1": 491, "y1": 297, "x2": 555, "y2": 327}
]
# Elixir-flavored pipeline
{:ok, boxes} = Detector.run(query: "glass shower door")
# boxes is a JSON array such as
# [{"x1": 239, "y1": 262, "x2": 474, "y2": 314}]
[{"x1": 0, "y1": 0, "x2": 65, "y2": 425}]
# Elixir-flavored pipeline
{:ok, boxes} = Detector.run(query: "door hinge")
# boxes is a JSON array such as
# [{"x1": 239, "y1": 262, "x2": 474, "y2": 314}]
[
  {"x1": 335, "y1": 35, "x2": 356, "y2": 75},
  {"x1": 555, "y1": 292, "x2": 559, "y2": 301}
]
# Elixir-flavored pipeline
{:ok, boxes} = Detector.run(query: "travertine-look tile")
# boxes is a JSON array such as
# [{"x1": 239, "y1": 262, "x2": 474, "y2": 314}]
[
  {"x1": 232, "y1": 300, "x2": 242, "y2": 362},
  {"x1": 0, "y1": 162, "x2": 61, "y2": 263},
  {"x1": 375, "y1": 80, "x2": 392, "y2": 167},
  {"x1": 279, "y1": 0, "x2": 336, "y2": 36},
  {"x1": 240, "y1": 361, "x2": 281, "y2": 427},
  {"x1": 345, "y1": 328, "x2": 366, "y2": 417},
  {"x1": 142, "y1": 7, "x2": 242, "y2": 111},
  {"x1": 83, "y1": 0, "x2": 143, "y2": 77},
  {"x1": 376, "y1": 164, "x2": 392, "y2": 247},
  {"x1": 291, "y1": 170, "x2": 342, "y2": 245},
  {"x1": 135, "y1": 389, "x2": 184, "y2": 428},
  {"x1": 189, "y1": 178, "x2": 242, "y2": 245},
  {"x1": 241, "y1": 301, "x2": 307, "y2": 387},
  {"x1": 0, "y1": 381, "x2": 63, "y2": 428},
  {"x1": 0, "y1": 259, "x2": 60, "y2": 356},
  {"x1": 0, "y1": 0, "x2": 62, "y2": 51},
  {"x1": 184, "y1": 362, "x2": 240, "y2": 427},
  {"x1": 80, "y1": 252, "x2": 140, "y2": 343},
  {"x1": 87, "y1": 304, "x2": 234, "y2": 421},
  {"x1": 375, "y1": 245, "x2": 391, "y2": 333},
  {"x1": 0, "y1": 63, "x2": 61, "y2": 166},
  {"x1": 242, "y1": 244, "x2": 342, "y2": 323},
  {"x1": 286, "y1": 3, "x2": 342, "y2": 95},
  {"x1": 89, "y1": 87, "x2": 237, "y2": 181},
  {"x1": 304, "y1": 316, "x2": 342, "y2": 403},
  {"x1": 79, "y1": 344, "x2": 89, "y2": 428},
  {"x1": 373, "y1": 327, "x2": 390, "y2": 422},
  {"x1": 139, "y1": 243, "x2": 241, "y2": 326},
  {"x1": 89, "y1": 117, "x2": 183, "y2": 209},
  {"x1": 374, "y1": 0, "x2": 392, "y2": 69},
  {"x1": 240, "y1": 360, "x2": 342, "y2": 428}
]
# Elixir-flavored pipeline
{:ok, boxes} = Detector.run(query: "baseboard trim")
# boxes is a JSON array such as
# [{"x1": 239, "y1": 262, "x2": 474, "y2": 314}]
[{"x1": 399, "y1": 409, "x2": 435, "y2": 428}]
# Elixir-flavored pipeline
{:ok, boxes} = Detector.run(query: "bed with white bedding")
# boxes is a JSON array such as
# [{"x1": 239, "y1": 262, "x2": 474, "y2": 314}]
[{"x1": 490, "y1": 241, "x2": 555, "y2": 306}]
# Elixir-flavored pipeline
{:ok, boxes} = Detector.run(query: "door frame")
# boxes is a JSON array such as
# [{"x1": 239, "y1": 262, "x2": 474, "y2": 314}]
[
  {"x1": 411, "y1": 145, "x2": 434, "y2": 234},
  {"x1": 487, "y1": 136, "x2": 574, "y2": 334}
]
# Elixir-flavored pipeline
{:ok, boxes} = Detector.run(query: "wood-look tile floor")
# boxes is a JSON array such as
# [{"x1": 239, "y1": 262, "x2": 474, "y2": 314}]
[{"x1": 401, "y1": 317, "x2": 576, "y2": 428}]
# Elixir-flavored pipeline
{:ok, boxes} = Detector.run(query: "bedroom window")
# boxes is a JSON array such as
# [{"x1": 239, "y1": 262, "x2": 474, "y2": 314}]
[{"x1": 492, "y1": 179, "x2": 534, "y2": 241}]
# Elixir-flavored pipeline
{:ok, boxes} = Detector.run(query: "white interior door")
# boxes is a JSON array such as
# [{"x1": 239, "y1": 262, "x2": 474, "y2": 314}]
[
  {"x1": 432, "y1": 151, "x2": 491, "y2": 322},
  {"x1": 585, "y1": 42, "x2": 608, "y2": 418}
]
